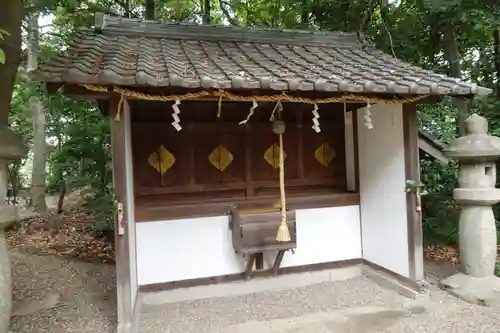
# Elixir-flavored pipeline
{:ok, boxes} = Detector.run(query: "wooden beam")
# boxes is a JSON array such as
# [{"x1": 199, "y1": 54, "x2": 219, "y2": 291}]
[
  {"x1": 46, "y1": 82, "x2": 63, "y2": 94},
  {"x1": 61, "y1": 84, "x2": 115, "y2": 99},
  {"x1": 244, "y1": 254, "x2": 257, "y2": 280},
  {"x1": 272, "y1": 250, "x2": 286, "y2": 275},
  {"x1": 415, "y1": 95, "x2": 444, "y2": 104},
  {"x1": 135, "y1": 192, "x2": 360, "y2": 222},
  {"x1": 403, "y1": 103, "x2": 424, "y2": 281},
  {"x1": 352, "y1": 109, "x2": 360, "y2": 191},
  {"x1": 418, "y1": 136, "x2": 449, "y2": 164},
  {"x1": 52, "y1": 83, "x2": 432, "y2": 104},
  {"x1": 110, "y1": 98, "x2": 138, "y2": 332},
  {"x1": 297, "y1": 109, "x2": 305, "y2": 179},
  {"x1": 187, "y1": 123, "x2": 196, "y2": 186},
  {"x1": 139, "y1": 258, "x2": 362, "y2": 292},
  {"x1": 244, "y1": 124, "x2": 255, "y2": 197}
]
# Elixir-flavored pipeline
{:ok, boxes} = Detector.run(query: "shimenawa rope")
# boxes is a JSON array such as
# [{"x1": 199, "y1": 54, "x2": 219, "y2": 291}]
[{"x1": 82, "y1": 84, "x2": 426, "y2": 106}]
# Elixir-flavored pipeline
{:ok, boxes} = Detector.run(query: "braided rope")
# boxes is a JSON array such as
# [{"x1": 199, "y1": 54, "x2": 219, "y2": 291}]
[
  {"x1": 276, "y1": 132, "x2": 290, "y2": 242},
  {"x1": 82, "y1": 84, "x2": 426, "y2": 105},
  {"x1": 114, "y1": 86, "x2": 211, "y2": 101}
]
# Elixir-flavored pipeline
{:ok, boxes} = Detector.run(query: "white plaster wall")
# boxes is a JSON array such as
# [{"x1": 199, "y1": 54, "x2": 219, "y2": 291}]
[
  {"x1": 357, "y1": 104, "x2": 410, "y2": 278},
  {"x1": 279, "y1": 206, "x2": 362, "y2": 268},
  {"x1": 136, "y1": 205, "x2": 361, "y2": 286},
  {"x1": 136, "y1": 216, "x2": 244, "y2": 285},
  {"x1": 124, "y1": 104, "x2": 138, "y2": 305}
]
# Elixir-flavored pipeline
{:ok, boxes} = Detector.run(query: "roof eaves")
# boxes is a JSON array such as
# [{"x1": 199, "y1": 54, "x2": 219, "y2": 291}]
[{"x1": 418, "y1": 130, "x2": 447, "y2": 151}]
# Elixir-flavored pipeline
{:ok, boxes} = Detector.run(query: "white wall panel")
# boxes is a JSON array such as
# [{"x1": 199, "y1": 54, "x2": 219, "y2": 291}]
[{"x1": 357, "y1": 104, "x2": 410, "y2": 277}]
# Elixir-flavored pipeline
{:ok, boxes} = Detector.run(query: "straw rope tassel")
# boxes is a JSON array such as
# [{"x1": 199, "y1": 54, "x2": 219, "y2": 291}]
[
  {"x1": 217, "y1": 95, "x2": 223, "y2": 118},
  {"x1": 276, "y1": 131, "x2": 290, "y2": 242},
  {"x1": 115, "y1": 95, "x2": 124, "y2": 121}
]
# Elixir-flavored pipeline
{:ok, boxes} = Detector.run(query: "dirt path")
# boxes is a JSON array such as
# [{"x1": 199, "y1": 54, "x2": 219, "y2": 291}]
[{"x1": 8, "y1": 249, "x2": 116, "y2": 333}]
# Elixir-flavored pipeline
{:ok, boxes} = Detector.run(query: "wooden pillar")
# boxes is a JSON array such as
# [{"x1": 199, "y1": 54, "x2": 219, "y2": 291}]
[
  {"x1": 403, "y1": 103, "x2": 424, "y2": 281},
  {"x1": 110, "y1": 98, "x2": 139, "y2": 333}
]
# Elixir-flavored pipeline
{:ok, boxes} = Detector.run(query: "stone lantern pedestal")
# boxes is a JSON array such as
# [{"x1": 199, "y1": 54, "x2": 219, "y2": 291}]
[
  {"x1": 0, "y1": 125, "x2": 27, "y2": 333},
  {"x1": 442, "y1": 114, "x2": 500, "y2": 305}
]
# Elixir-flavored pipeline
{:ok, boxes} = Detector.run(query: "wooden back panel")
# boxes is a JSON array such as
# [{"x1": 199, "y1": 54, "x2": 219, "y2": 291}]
[{"x1": 130, "y1": 100, "x2": 347, "y2": 203}]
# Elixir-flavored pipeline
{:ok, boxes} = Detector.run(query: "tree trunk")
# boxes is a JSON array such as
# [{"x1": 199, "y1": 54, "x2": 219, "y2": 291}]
[
  {"x1": 126, "y1": 0, "x2": 132, "y2": 17},
  {"x1": 7, "y1": 162, "x2": 20, "y2": 205},
  {"x1": 272, "y1": 0, "x2": 281, "y2": 28},
  {"x1": 57, "y1": 183, "x2": 67, "y2": 214},
  {"x1": 493, "y1": 27, "x2": 500, "y2": 99},
  {"x1": 31, "y1": 96, "x2": 47, "y2": 212},
  {"x1": 0, "y1": 0, "x2": 23, "y2": 125},
  {"x1": 145, "y1": 0, "x2": 155, "y2": 20},
  {"x1": 442, "y1": 25, "x2": 467, "y2": 137},
  {"x1": 300, "y1": 0, "x2": 308, "y2": 26},
  {"x1": 219, "y1": 0, "x2": 240, "y2": 26},
  {"x1": 202, "y1": 0, "x2": 211, "y2": 24},
  {"x1": 28, "y1": 13, "x2": 47, "y2": 213}
]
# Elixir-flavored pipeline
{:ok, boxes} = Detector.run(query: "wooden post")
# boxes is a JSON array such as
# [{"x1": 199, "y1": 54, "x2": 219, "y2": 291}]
[
  {"x1": 110, "y1": 98, "x2": 139, "y2": 333},
  {"x1": 403, "y1": 104, "x2": 424, "y2": 281}
]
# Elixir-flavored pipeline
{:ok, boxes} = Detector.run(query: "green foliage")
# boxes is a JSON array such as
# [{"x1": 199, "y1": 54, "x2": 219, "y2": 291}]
[
  {"x1": 420, "y1": 159, "x2": 460, "y2": 244},
  {"x1": 0, "y1": 29, "x2": 10, "y2": 64},
  {"x1": 8, "y1": 19, "x2": 113, "y2": 230},
  {"x1": 87, "y1": 189, "x2": 116, "y2": 238},
  {"x1": 46, "y1": 97, "x2": 111, "y2": 193}
]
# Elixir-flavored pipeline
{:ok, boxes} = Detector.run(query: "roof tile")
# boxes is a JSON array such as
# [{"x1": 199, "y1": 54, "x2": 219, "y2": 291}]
[{"x1": 31, "y1": 15, "x2": 491, "y2": 96}]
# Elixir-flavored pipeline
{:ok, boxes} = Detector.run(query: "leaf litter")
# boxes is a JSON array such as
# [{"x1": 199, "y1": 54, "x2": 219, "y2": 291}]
[{"x1": 6, "y1": 208, "x2": 115, "y2": 265}]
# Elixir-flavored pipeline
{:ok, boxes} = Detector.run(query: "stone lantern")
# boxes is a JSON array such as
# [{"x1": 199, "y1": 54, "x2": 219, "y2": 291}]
[
  {"x1": 442, "y1": 114, "x2": 500, "y2": 305},
  {"x1": 0, "y1": 125, "x2": 27, "y2": 333}
]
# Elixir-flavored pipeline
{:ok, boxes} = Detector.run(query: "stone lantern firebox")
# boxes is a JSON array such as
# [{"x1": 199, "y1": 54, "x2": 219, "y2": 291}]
[
  {"x1": 0, "y1": 125, "x2": 27, "y2": 333},
  {"x1": 442, "y1": 114, "x2": 500, "y2": 304}
]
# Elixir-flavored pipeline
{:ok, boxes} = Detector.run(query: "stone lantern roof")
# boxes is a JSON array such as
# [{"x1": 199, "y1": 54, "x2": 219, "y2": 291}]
[{"x1": 444, "y1": 114, "x2": 500, "y2": 161}]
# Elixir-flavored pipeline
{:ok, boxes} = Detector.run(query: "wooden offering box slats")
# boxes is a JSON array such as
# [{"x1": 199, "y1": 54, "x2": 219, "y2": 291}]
[
  {"x1": 230, "y1": 208, "x2": 297, "y2": 253},
  {"x1": 229, "y1": 207, "x2": 297, "y2": 279}
]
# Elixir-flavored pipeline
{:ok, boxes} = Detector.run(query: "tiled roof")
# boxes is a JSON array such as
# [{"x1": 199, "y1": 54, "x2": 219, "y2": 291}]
[{"x1": 31, "y1": 14, "x2": 491, "y2": 96}]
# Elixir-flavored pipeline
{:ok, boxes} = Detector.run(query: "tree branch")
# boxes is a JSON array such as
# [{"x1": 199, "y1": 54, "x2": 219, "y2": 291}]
[{"x1": 219, "y1": 0, "x2": 240, "y2": 26}]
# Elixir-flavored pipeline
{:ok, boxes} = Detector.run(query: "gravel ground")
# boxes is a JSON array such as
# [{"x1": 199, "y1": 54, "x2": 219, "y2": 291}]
[
  {"x1": 8, "y1": 249, "x2": 116, "y2": 333},
  {"x1": 139, "y1": 276, "x2": 500, "y2": 333},
  {"x1": 6, "y1": 249, "x2": 500, "y2": 333},
  {"x1": 139, "y1": 277, "x2": 407, "y2": 333}
]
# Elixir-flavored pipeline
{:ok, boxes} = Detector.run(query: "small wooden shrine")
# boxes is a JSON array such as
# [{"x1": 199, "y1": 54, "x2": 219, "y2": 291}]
[{"x1": 31, "y1": 13, "x2": 491, "y2": 333}]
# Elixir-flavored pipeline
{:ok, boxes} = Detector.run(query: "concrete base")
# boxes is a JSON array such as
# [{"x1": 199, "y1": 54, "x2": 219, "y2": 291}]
[
  {"x1": 441, "y1": 273, "x2": 500, "y2": 306},
  {"x1": 141, "y1": 263, "x2": 425, "y2": 307},
  {"x1": 362, "y1": 266, "x2": 421, "y2": 299},
  {"x1": 142, "y1": 265, "x2": 362, "y2": 305}
]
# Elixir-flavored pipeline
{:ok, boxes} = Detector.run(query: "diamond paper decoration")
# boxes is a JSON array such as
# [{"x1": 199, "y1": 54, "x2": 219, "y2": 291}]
[
  {"x1": 208, "y1": 145, "x2": 234, "y2": 171},
  {"x1": 264, "y1": 143, "x2": 286, "y2": 169},
  {"x1": 148, "y1": 145, "x2": 175, "y2": 175},
  {"x1": 314, "y1": 143, "x2": 336, "y2": 167}
]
